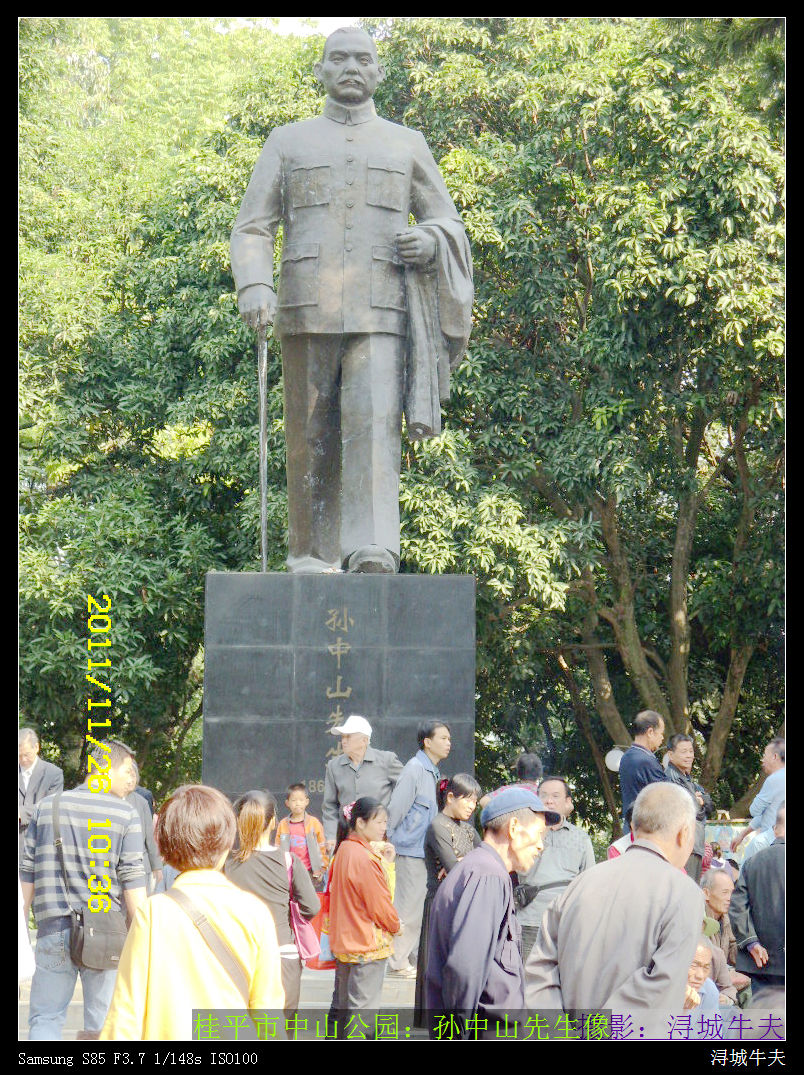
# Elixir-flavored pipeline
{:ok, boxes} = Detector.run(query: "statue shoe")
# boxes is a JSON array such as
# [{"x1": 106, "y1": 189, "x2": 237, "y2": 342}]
[
  {"x1": 286, "y1": 555, "x2": 342, "y2": 574},
  {"x1": 346, "y1": 545, "x2": 399, "y2": 574}
]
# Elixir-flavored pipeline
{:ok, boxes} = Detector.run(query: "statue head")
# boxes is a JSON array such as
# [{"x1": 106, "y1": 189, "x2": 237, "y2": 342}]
[{"x1": 314, "y1": 27, "x2": 385, "y2": 106}]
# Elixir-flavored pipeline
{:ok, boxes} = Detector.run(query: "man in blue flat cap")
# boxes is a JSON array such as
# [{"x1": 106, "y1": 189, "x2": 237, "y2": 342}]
[{"x1": 424, "y1": 785, "x2": 559, "y2": 1040}]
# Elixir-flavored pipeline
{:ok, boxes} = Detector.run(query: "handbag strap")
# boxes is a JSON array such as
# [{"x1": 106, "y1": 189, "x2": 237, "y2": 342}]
[
  {"x1": 166, "y1": 888, "x2": 250, "y2": 1005},
  {"x1": 324, "y1": 855, "x2": 333, "y2": 895},
  {"x1": 284, "y1": 852, "x2": 302, "y2": 913},
  {"x1": 52, "y1": 793, "x2": 79, "y2": 915},
  {"x1": 514, "y1": 877, "x2": 568, "y2": 909}
]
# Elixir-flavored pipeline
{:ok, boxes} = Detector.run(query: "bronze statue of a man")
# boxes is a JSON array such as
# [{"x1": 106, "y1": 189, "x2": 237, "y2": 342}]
[{"x1": 230, "y1": 27, "x2": 473, "y2": 574}]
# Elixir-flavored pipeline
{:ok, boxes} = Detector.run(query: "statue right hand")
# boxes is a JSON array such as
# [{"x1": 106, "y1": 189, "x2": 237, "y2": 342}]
[{"x1": 238, "y1": 284, "x2": 277, "y2": 331}]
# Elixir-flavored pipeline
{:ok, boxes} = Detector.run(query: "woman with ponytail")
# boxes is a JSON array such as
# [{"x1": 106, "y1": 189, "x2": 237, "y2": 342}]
[
  {"x1": 225, "y1": 789, "x2": 319, "y2": 1019},
  {"x1": 328, "y1": 796, "x2": 401, "y2": 1034}
]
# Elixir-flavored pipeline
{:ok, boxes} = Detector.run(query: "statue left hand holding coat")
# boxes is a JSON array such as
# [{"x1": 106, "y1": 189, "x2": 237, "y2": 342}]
[{"x1": 230, "y1": 27, "x2": 473, "y2": 574}]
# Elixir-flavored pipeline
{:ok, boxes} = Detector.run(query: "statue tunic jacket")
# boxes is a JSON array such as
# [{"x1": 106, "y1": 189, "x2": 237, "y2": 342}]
[{"x1": 229, "y1": 98, "x2": 472, "y2": 345}]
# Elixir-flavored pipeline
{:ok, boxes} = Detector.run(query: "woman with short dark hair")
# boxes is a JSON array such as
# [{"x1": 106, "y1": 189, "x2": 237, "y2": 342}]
[{"x1": 101, "y1": 785, "x2": 284, "y2": 1040}]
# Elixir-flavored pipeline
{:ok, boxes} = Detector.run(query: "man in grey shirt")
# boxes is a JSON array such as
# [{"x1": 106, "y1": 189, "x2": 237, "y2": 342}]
[
  {"x1": 386, "y1": 721, "x2": 451, "y2": 976},
  {"x1": 321, "y1": 714, "x2": 403, "y2": 850},
  {"x1": 514, "y1": 776, "x2": 595, "y2": 961},
  {"x1": 20, "y1": 740, "x2": 146, "y2": 1040}
]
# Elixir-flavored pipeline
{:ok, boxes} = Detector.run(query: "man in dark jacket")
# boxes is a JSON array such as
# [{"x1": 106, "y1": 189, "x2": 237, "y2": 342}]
[
  {"x1": 665, "y1": 733, "x2": 712, "y2": 882},
  {"x1": 425, "y1": 786, "x2": 558, "y2": 1039},
  {"x1": 617, "y1": 710, "x2": 667, "y2": 833},
  {"x1": 729, "y1": 802, "x2": 785, "y2": 1009}
]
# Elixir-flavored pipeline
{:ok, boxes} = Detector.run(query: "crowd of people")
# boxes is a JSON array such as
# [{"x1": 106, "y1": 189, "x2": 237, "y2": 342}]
[{"x1": 18, "y1": 714, "x2": 785, "y2": 1042}]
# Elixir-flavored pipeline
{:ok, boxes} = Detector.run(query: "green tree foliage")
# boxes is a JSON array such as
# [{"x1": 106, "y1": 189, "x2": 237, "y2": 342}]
[
  {"x1": 662, "y1": 17, "x2": 784, "y2": 133},
  {"x1": 19, "y1": 18, "x2": 301, "y2": 792},
  {"x1": 370, "y1": 17, "x2": 784, "y2": 825},
  {"x1": 20, "y1": 19, "x2": 783, "y2": 828}
]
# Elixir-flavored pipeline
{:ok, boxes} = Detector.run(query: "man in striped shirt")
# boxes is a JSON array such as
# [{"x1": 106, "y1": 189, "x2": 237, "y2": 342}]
[{"x1": 20, "y1": 740, "x2": 147, "y2": 1040}]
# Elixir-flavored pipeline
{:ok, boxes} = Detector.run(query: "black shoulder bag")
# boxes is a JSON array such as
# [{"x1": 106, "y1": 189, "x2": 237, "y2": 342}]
[{"x1": 52, "y1": 793, "x2": 129, "y2": 970}]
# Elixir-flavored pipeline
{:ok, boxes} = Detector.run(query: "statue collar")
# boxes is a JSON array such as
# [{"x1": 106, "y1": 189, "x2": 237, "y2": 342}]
[{"x1": 323, "y1": 98, "x2": 377, "y2": 126}]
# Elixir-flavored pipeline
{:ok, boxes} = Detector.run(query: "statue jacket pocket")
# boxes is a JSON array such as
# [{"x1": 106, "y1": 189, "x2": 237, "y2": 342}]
[
  {"x1": 366, "y1": 159, "x2": 408, "y2": 212},
  {"x1": 279, "y1": 243, "x2": 320, "y2": 308},
  {"x1": 371, "y1": 245, "x2": 406, "y2": 312},
  {"x1": 288, "y1": 165, "x2": 332, "y2": 209}
]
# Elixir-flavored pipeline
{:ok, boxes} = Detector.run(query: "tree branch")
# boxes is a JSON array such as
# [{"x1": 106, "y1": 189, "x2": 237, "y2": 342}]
[
  {"x1": 162, "y1": 699, "x2": 203, "y2": 798},
  {"x1": 593, "y1": 496, "x2": 671, "y2": 723},
  {"x1": 555, "y1": 650, "x2": 621, "y2": 837}
]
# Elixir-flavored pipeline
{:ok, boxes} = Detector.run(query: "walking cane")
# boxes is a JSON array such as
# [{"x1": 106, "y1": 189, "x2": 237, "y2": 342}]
[{"x1": 257, "y1": 326, "x2": 269, "y2": 573}]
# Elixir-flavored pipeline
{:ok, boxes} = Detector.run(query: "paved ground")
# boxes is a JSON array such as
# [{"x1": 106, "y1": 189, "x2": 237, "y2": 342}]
[{"x1": 19, "y1": 959, "x2": 419, "y2": 1042}]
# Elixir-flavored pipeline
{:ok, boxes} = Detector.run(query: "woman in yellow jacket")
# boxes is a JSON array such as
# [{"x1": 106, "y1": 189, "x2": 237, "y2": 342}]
[
  {"x1": 328, "y1": 796, "x2": 401, "y2": 1038},
  {"x1": 101, "y1": 785, "x2": 284, "y2": 1041}
]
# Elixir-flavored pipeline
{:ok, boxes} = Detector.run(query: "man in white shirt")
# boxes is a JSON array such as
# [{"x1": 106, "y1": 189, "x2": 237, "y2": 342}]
[{"x1": 731, "y1": 737, "x2": 785, "y2": 861}]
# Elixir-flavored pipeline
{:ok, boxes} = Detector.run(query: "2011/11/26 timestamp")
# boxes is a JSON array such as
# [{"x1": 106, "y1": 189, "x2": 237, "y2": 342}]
[{"x1": 86, "y1": 594, "x2": 115, "y2": 914}]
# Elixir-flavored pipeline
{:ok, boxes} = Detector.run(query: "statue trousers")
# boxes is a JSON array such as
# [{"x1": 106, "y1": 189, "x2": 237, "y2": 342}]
[{"x1": 280, "y1": 332, "x2": 405, "y2": 571}]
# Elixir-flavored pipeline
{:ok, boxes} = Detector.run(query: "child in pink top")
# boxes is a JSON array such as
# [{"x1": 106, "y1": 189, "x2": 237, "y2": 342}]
[{"x1": 275, "y1": 783, "x2": 329, "y2": 884}]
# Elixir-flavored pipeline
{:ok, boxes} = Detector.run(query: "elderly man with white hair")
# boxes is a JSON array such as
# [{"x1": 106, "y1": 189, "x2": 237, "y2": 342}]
[
  {"x1": 701, "y1": 868, "x2": 752, "y2": 1000},
  {"x1": 321, "y1": 714, "x2": 403, "y2": 852},
  {"x1": 19, "y1": 727, "x2": 63, "y2": 864},
  {"x1": 525, "y1": 781, "x2": 704, "y2": 1014}
]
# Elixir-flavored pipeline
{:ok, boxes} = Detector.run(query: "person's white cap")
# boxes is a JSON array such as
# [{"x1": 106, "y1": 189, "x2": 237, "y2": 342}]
[{"x1": 330, "y1": 714, "x2": 372, "y2": 737}]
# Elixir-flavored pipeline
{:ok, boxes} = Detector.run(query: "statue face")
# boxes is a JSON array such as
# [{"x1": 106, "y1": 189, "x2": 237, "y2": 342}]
[{"x1": 314, "y1": 31, "x2": 385, "y2": 106}]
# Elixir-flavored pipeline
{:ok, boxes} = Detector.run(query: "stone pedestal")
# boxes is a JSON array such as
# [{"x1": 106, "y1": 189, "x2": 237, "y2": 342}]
[{"x1": 202, "y1": 573, "x2": 475, "y2": 816}]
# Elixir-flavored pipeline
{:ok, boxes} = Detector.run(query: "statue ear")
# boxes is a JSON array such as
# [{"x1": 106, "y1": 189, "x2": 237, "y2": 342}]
[
  {"x1": 376, "y1": 63, "x2": 387, "y2": 85},
  {"x1": 313, "y1": 61, "x2": 323, "y2": 84}
]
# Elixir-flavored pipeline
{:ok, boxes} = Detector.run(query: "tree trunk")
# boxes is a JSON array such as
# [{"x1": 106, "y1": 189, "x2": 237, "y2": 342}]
[
  {"x1": 595, "y1": 496, "x2": 672, "y2": 726},
  {"x1": 556, "y1": 652, "x2": 622, "y2": 837},
  {"x1": 700, "y1": 408, "x2": 763, "y2": 794},
  {"x1": 699, "y1": 642, "x2": 755, "y2": 791},
  {"x1": 163, "y1": 701, "x2": 203, "y2": 796},
  {"x1": 667, "y1": 490, "x2": 698, "y2": 731},
  {"x1": 580, "y1": 626, "x2": 631, "y2": 746}
]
